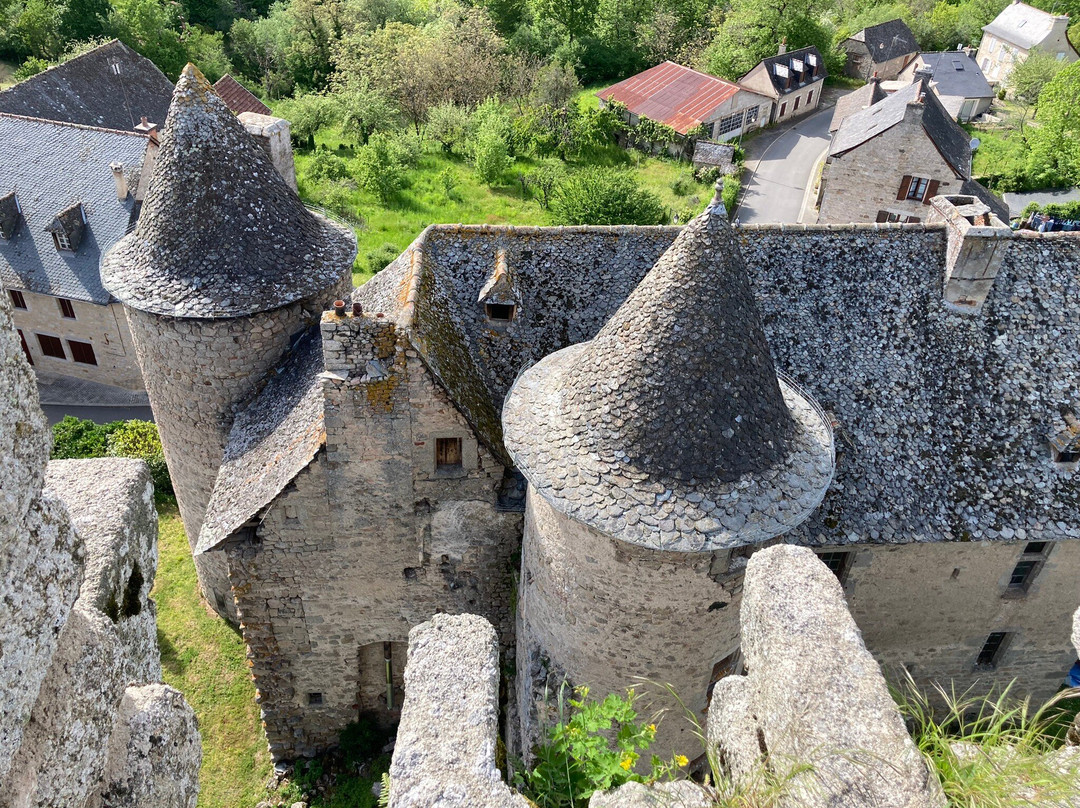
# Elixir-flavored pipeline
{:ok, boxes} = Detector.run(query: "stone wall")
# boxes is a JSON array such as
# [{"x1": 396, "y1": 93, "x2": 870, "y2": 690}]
[
  {"x1": 818, "y1": 105, "x2": 961, "y2": 223},
  {"x1": 224, "y1": 308, "x2": 522, "y2": 761},
  {"x1": 124, "y1": 280, "x2": 348, "y2": 623},
  {"x1": 0, "y1": 288, "x2": 200, "y2": 807},
  {"x1": 239, "y1": 112, "x2": 297, "y2": 192},
  {"x1": 11, "y1": 292, "x2": 143, "y2": 390}
]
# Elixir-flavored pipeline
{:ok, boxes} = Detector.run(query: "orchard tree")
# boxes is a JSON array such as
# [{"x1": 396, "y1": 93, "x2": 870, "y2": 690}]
[
  {"x1": 532, "y1": 0, "x2": 599, "y2": 44},
  {"x1": 551, "y1": 168, "x2": 667, "y2": 225},
  {"x1": 1007, "y1": 47, "x2": 1062, "y2": 130},
  {"x1": 1026, "y1": 61, "x2": 1080, "y2": 188}
]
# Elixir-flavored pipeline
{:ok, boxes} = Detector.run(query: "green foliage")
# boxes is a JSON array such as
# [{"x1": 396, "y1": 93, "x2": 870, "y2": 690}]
[
  {"x1": 721, "y1": 172, "x2": 740, "y2": 216},
  {"x1": 532, "y1": 0, "x2": 600, "y2": 44},
  {"x1": 895, "y1": 675, "x2": 1080, "y2": 807},
  {"x1": 517, "y1": 687, "x2": 682, "y2": 808},
  {"x1": 1007, "y1": 47, "x2": 1062, "y2": 118},
  {"x1": 107, "y1": 0, "x2": 190, "y2": 79},
  {"x1": 306, "y1": 149, "x2": 351, "y2": 182},
  {"x1": 523, "y1": 162, "x2": 564, "y2": 208},
  {"x1": 13, "y1": 54, "x2": 46, "y2": 79},
  {"x1": 471, "y1": 126, "x2": 513, "y2": 185},
  {"x1": 670, "y1": 173, "x2": 693, "y2": 196},
  {"x1": 354, "y1": 131, "x2": 413, "y2": 202},
  {"x1": 531, "y1": 60, "x2": 581, "y2": 108},
  {"x1": 1025, "y1": 61, "x2": 1080, "y2": 188},
  {"x1": 437, "y1": 166, "x2": 459, "y2": 198},
  {"x1": 340, "y1": 77, "x2": 397, "y2": 145},
  {"x1": 51, "y1": 415, "x2": 122, "y2": 459},
  {"x1": 364, "y1": 241, "x2": 403, "y2": 273},
  {"x1": 551, "y1": 166, "x2": 667, "y2": 225},
  {"x1": 427, "y1": 101, "x2": 473, "y2": 154},
  {"x1": 277, "y1": 93, "x2": 342, "y2": 146},
  {"x1": 106, "y1": 419, "x2": 174, "y2": 502}
]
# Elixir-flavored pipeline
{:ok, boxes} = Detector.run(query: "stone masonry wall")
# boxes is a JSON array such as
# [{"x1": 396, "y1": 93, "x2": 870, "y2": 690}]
[
  {"x1": 124, "y1": 278, "x2": 348, "y2": 623},
  {"x1": 226, "y1": 309, "x2": 521, "y2": 761},
  {"x1": 818, "y1": 107, "x2": 961, "y2": 223},
  {"x1": 0, "y1": 288, "x2": 200, "y2": 808}
]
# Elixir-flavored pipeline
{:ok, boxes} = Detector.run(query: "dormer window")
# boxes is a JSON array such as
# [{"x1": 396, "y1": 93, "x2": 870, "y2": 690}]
[
  {"x1": 1049, "y1": 413, "x2": 1080, "y2": 469},
  {"x1": 478, "y1": 247, "x2": 521, "y2": 329},
  {"x1": 0, "y1": 192, "x2": 20, "y2": 239},
  {"x1": 485, "y1": 303, "x2": 515, "y2": 322},
  {"x1": 45, "y1": 202, "x2": 86, "y2": 254}
]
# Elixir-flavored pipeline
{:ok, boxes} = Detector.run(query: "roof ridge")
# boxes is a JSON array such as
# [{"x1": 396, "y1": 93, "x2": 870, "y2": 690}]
[{"x1": 0, "y1": 111, "x2": 149, "y2": 138}]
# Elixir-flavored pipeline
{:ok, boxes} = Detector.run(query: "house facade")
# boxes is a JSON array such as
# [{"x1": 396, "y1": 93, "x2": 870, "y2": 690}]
[
  {"x1": 0, "y1": 114, "x2": 156, "y2": 390},
  {"x1": 898, "y1": 52, "x2": 995, "y2": 121},
  {"x1": 738, "y1": 45, "x2": 828, "y2": 124},
  {"x1": 598, "y1": 61, "x2": 771, "y2": 145},
  {"x1": 843, "y1": 19, "x2": 920, "y2": 81},
  {"x1": 819, "y1": 79, "x2": 1007, "y2": 224},
  {"x1": 976, "y1": 0, "x2": 1077, "y2": 84}
]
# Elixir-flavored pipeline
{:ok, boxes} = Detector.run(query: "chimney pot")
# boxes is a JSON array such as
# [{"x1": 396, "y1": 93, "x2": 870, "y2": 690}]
[
  {"x1": 778, "y1": 37, "x2": 787, "y2": 55},
  {"x1": 352, "y1": 302, "x2": 363, "y2": 316},
  {"x1": 109, "y1": 162, "x2": 128, "y2": 200},
  {"x1": 334, "y1": 299, "x2": 346, "y2": 317}
]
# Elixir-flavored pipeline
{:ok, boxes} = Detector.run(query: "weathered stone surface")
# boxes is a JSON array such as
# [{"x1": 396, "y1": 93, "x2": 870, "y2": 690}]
[
  {"x1": 707, "y1": 676, "x2": 762, "y2": 784},
  {"x1": 389, "y1": 614, "x2": 528, "y2": 808},
  {"x1": 2, "y1": 606, "x2": 127, "y2": 807},
  {"x1": 47, "y1": 458, "x2": 162, "y2": 682},
  {"x1": 739, "y1": 545, "x2": 943, "y2": 808},
  {"x1": 91, "y1": 684, "x2": 201, "y2": 808},
  {"x1": 589, "y1": 782, "x2": 713, "y2": 808}
]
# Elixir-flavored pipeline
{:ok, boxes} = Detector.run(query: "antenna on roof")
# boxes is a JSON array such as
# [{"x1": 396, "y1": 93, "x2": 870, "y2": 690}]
[{"x1": 970, "y1": 137, "x2": 981, "y2": 151}]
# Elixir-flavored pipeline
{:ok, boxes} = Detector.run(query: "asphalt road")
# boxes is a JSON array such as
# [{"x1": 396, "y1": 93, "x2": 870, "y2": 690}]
[{"x1": 735, "y1": 103, "x2": 837, "y2": 224}]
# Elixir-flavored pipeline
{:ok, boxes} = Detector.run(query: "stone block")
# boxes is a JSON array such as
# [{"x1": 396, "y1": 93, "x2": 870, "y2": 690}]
[
  {"x1": 706, "y1": 675, "x2": 762, "y2": 784},
  {"x1": 589, "y1": 782, "x2": 712, "y2": 808}
]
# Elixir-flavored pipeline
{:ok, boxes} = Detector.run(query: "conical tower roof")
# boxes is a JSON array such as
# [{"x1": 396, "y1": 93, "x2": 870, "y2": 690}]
[
  {"x1": 503, "y1": 193, "x2": 835, "y2": 551},
  {"x1": 102, "y1": 64, "x2": 355, "y2": 318}
]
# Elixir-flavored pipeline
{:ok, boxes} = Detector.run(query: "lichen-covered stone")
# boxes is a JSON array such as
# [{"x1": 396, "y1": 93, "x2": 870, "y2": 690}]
[
  {"x1": 707, "y1": 676, "x2": 762, "y2": 783},
  {"x1": 739, "y1": 545, "x2": 944, "y2": 808},
  {"x1": 389, "y1": 614, "x2": 528, "y2": 808},
  {"x1": 91, "y1": 684, "x2": 201, "y2": 808},
  {"x1": 589, "y1": 782, "x2": 713, "y2": 808}
]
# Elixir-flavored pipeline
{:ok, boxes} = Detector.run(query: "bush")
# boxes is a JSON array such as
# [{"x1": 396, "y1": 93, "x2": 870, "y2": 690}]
[
  {"x1": 305, "y1": 150, "x2": 350, "y2": 183},
  {"x1": 107, "y1": 420, "x2": 173, "y2": 501},
  {"x1": 14, "y1": 57, "x2": 49, "y2": 81},
  {"x1": 694, "y1": 165, "x2": 722, "y2": 185},
  {"x1": 471, "y1": 129, "x2": 512, "y2": 186},
  {"x1": 365, "y1": 242, "x2": 403, "y2": 273},
  {"x1": 437, "y1": 167, "x2": 459, "y2": 199},
  {"x1": 551, "y1": 168, "x2": 667, "y2": 226},
  {"x1": 427, "y1": 102, "x2": 473, "y2": 154},
  {"x1": 354, "y1": 132, "x2": 409, "y2": 203},
  {"x1": 721, "y1": 173, "x2": 741, "y2": 217},
  {"x1": 670, "y1": 174, "x2": 693, "y2": 197},
  {"x1": 51, "y1": 416, "x2": 122, "y2": 459},
  {"x1": 321, "y1": 182, "x2": 366, "y2": 226}
]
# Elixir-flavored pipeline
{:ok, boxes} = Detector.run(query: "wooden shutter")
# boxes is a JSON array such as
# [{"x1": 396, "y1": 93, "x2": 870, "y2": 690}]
[
  {"x1": 436, "y1": 437, "x2": 461, "y2": 469},
  {"x1": 922, "y1": 179, "x2": 940, "y2": 204},
  {"x1": 896, "y1": 175, "x2": 912, "y2": 200},
  {"x1": 876, "y1": 210, "x2": 889, "y2": 223}
]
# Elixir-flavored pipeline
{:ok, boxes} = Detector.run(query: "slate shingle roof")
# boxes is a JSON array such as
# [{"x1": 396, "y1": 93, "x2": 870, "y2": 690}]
[
  {"x1": 903, "y1": 52, "x2": 995, "y2": 108},
  {"x1": 0, "y1": 40, "x2": 172, "y2": 131},
  {"x1": 197, "y1": 328, "x2": 325, "y2": 554},
  {"x1": 0, "y1": 113, "x2": 147, "y2": 303},
  {"x1": 101, "y1": 64, "x2": 356, "y2": 318},
  {"x1": 742, "y1": 46, "x2": 828, "y2": 98},
  {"x1": 213, "y1": 74, "x2": 272, "y2": 116},
  {"x1": 830, "y1": 80, "x2": 887, "y2": 132},
  {"x1": 847, "y1": 19, "x2": 919, "y2": 64},
  {"x1": 983, "y1": 2, "x2": 1070, "y2": 51},
  {"x1": 502, "y1": 194, "x2": 835, "y2": 551},
  {"x1": 597, "y1": 62, "x2": 746, "y2": 134}
]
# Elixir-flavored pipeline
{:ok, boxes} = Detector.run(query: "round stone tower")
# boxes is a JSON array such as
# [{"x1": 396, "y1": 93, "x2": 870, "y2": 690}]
[
  {"x1": 503, "y1": 193, "x2": 835, "y2": 758},
  {"x1": 101, "y1": 65, "x2": 355, "y2": 622}
]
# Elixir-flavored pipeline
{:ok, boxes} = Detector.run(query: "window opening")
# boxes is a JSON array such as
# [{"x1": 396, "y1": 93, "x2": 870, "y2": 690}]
[
  {"x1": 705, "y1": 648, "x2": 743, "y2": 709},
  {"x1": 816, "y1": 551, "x2": 853, "y2": 584},
  {"x1": 308, "y1": 692, "x2": 323, "y2": 705},
  {"x1": 9, "y1": 289, "x2": 26, "y2": 310},
  {"x1": 976, "y1": 632, "x2": 1009, "y2": 669},
  {"x1": 17, "y1": 329, "x2": 32, "y2": 365},
  {"x1": 53, "y1": 230, "x2": 72, "y2": 251},
  {"x1": 779, "y1": 102, "x2": 787, "y2": 117},
  {"x1": 794, "y1": 96, "x2": 801, "y2": 112},
  {"x1": 436, "y1": 437, "x2": 462, "y2": 470},
  {"x1": 906, "y1": 177, "x2": 930, "y2": 200},
  {"x1": 68, "y1": 339, "x2": 97, "y2": 365},
  {"x1": 714, "y1": 111, "x2": 745, "y2": 137},
  {"x1": 58, "y1": 298, "x2": 75, "y2": 319},
  {"x1": 485, "y1": 302, "x2": 515, "y2": 322},
  {"x1": 1024, "y1": 542, "x2": 1047, "y2": 555},
  {"x1": 36, "y1": 333, "x2": 65, "y2": 359}
]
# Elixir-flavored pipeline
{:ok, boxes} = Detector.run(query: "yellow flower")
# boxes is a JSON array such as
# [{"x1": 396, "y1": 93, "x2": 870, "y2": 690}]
[
  {"x1": 647, "y1": 724, "x2": 656, "y2": 733},
  {"x1": 620, "y1": 757, "x2": 633, "y2": 771},
  {"x1": 675, "y1": 755, "x2": 689, "y2": 767}
]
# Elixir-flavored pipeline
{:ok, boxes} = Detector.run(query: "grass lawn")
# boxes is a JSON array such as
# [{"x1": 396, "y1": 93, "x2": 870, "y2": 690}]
[
  {"x1": 293, "y1": 123, "x2": 713, "y2": 286},
  {"x1": 0, "y1": 59, "x2": 15, "y2": 89},
  {"x1": 153, "y1": 506, "x2": 272, "y2": 808}
]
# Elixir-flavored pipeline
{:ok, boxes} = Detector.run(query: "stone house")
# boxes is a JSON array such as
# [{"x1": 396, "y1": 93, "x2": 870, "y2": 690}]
[
  {"x1": 843, "y1": 19, "x2": 920, "y2": 81},
  {"x1": 899, "y1": 51, "x2": 995, "y2": 121},
  {"x1": 738, "y1": 45, "x2": 828, "y2": 124},
  {"x1": 213, "y1": 74, "x2": 272, "y2": 116},
  {"x1": 0, "y1": 113, "x2": 157, "y2": 390},
  {"x1": 819, "y1": 78, "x2": 1008, "y2": 224},
  {"x1": 976, "y1": 0, "x2": 1078, "y2": 85},
  {"x1": 829, "y1": 76, "x2": 886, "y2": 132},
  {"x1": 597, "y1": 61, "x2": 771, "y2": 146},
  {"x1": 105, "y1": 67, "x2": 1080, "y2": 765}
]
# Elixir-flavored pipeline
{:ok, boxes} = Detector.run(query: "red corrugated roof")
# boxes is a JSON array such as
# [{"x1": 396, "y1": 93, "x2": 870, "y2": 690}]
[{"x1": 597, "y1": 62, "x2": 744, "y2": 134}]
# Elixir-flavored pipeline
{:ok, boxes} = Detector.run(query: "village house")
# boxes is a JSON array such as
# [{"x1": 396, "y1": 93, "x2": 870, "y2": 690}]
[
  {"x1": 819, "y1": 77, "x2": 1007, "y2": 224},
  {"x1": 738, "y1": 44, "x2": 828, "y2": 125},
  {"x1": 976, "y1": 0, "x2": 1078, "y2": 85},
  {"x1": 898, "y1": 51, "x2": 995, "y2": 121},
  {"x1": 843, "y1": 19, "x2": 920, "y2": 81},
  {"x1": 829, "y1": 76, "x2": 886, "y2": 133},
  {"x1": 213, "y1": 74, "x2": 272, "y2": 116},
  {"x1": 597, "y1": 61, "x2": 771, "y2": 146}
]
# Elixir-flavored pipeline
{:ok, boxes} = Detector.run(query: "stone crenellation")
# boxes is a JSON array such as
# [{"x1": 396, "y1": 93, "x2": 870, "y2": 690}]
[{"x1": 0, "y1": 287, "x2": 201, "y2": 808}]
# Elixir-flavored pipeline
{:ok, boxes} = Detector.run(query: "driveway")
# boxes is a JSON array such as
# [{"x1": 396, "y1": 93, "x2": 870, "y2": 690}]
[{"x1": 735, "y1": 98, "x2": 844, "y2": 224}]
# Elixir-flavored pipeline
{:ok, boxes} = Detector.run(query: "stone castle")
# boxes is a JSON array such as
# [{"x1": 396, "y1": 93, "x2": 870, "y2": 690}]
[{"x1": 91, "y1": 65, "x2": 1079, "y2": 766}]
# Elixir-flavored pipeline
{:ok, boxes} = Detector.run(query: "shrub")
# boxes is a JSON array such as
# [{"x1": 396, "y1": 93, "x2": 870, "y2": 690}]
[
  {"x1": 437, "y1": 167, "x2": 458, "y2": 199},
  {"x1": 471, "y1": 129, "x2": 512, "y2": 186},
  {"x1": 51, "y1": 416, "x2": 122, "y2": 459},
  {"x1": 14, "y1": 57, "x2": 49, "y2": 81},
  {"x1": 516, "y1": 686, "x2": 683, "y2": 808},
  {"x1": 694, "y1": 165, "x2": 722, "y2": 185},
  {"x1": 107, "y1": 420, "x2": 173, "y2": 501},
  {"x1": 321, "y1": 182, "x2": 366, "y2": 226},
  {"x1": 551, "y1": 168, "x2": 667, "y2": 226},
  {"x1": 721, "y1": 174, "x2": 740, "y2": 217},
  {"x1": 427, "y1": 102, "x2": 473, "y2": 154},
  {"x1": 670, "y1": 174, "x2": 693, "y2": 197},
  {"x1": 305, "y1": 150, "x2": 350, "y2": 183},
  {"x1": 365, "y1": 242, "x2": 403, "y2": 273},
  {"x1": 354, "y1": 133, "x2": 409, "y2": 203}
]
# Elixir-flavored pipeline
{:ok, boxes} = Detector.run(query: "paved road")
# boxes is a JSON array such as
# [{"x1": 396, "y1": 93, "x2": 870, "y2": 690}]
[
  {"x1": 735, "y1": 103, "x2": 838, "y2": 224},
  {"x1": 42, "y1": 404, "x2": 155, "y2": 426}
]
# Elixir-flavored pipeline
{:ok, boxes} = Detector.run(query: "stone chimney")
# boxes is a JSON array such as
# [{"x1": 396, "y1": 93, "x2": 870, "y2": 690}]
[
  {"x1": 238, "y1": 112, "x2": 298, "y2": 192},
  {"x1": 928, "y1": 195, "x2": 1012, "y2": 313},
  {"x1": 109, "y1": 163, "x2": 128, "y2": 200},
  {"x1": 778, "y1": 37, "x2": 787, "y2": 55},
  {"x1": 133, "y1": 116, "x2": 158, "y2": 141}
]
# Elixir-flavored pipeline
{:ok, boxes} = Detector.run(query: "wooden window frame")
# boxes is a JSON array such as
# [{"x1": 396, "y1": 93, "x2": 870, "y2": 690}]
[
  {"x1": 58, "y1": 297, "x2": 76, "y2": 320},
  {"x1": 67, "y1": 339, "x2": 97, "y2": 366},
  {"x1": 435, "y1": 437, "x2": 463, "y2": 472},
  {"x1": 9, "y1": 289, "x2": 26, "y2": 310},
  {"x1": 52, "y1": 230, "x2": 73, "y2": 252},
  {"x1": 35, "y1": 332, "x2": 66, "y2": 360},
  {"x1": 779, "y1": 101, "x2": 787, "y2": 118},
  {"x1": 1003, "y1": 542, "x2": 1050, "y2": 596}
]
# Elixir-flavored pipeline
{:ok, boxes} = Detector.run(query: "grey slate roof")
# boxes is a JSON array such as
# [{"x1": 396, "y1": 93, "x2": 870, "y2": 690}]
[
  {"x1": 0, "y1": 40, "x2": 172, "y2": 131},
  {"x1": 983, "y1": 2, "x2": 1069, "y2": 50},
  {"x1": 502, "y1": 194, "x2": 835, "y2": 551},
  {"x1": 847, "y1": 19, "x2": 919, "y2": 64},
  {"x1": 830, "y1": 81, "x2": 887, "y2": 132},
  {"x1": 742, "y1": 46, "x2": 827, "y2": 98},
  {"x1": 197, "y1": 328, "x2": 325, "y2": 554},
  {"x1": 830, "y1": 80, "x2": 973, "y2": 178},
  {"x1": 902, "y1": 52, "x2": 994, "y2": 119},
  {"x1": 0, "y1": 113, "x2": 147, "y2": 303},
  {"x1": 101, "y1": 64, "x2": 356, "y2": 318}
]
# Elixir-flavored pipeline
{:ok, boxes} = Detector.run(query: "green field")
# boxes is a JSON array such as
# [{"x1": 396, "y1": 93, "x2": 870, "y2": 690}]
[{"x1": 153, "y1": 507, "x2": 272, "y2": 807}]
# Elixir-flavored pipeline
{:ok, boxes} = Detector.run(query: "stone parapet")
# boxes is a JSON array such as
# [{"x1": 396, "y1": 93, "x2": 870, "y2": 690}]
[{"x1": 927, "y1": 194, "x2": 1012, "y2": 312}]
